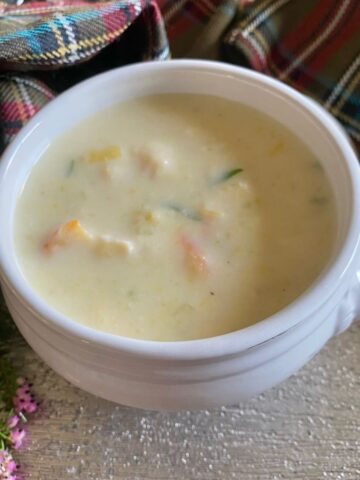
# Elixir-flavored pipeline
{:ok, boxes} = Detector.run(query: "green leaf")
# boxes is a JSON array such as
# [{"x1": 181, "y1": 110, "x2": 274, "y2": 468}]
[{"x1": 213, "y1": 168, "x2": 243, "y2": 185}]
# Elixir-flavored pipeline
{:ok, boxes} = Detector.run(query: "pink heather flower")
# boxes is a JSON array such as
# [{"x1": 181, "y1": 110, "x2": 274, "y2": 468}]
[
  {"x1": 13, "y1": 381, "x2": 38, "y2": 415},
  {"x1": 24, "y1": 402, "x2": 37, "y2": 414},
  {"x1": 10, "y1": 429, "x2": 26, "y2": 449},
  {"x1": 16, "y1": 386, "x2": 29, "y2": 397},
  {"x1": 13, "y1": 396, "x2": 38, "y2": 414},
  {"x1": 7, "y1": 459, "x2": 17, "y2": 473},
  {"x1": 7, "y1": 415, "x2": 19, "y2": 429},
  {"x1": 0, "y1": 448, "x2": 18, "y2": 479}
]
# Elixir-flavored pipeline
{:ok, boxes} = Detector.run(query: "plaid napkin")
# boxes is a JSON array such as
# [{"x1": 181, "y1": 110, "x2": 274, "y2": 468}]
[
  {"x1": 223, "y1": 0, "x2": 360, "y2": 150},
  {"x1": 0, "y1": 0, "x2": 168, "y2": 145},
  {"x1": 0, "y1": 0, "x2": 359, "y2": 152}
]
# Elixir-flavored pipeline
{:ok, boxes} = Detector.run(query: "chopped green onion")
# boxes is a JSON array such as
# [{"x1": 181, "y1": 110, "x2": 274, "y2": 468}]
[
  {"x1": 65, "y1": 159, "x2": 75, "y2": 177},
  {"x1": 312, "y1": 160, "x2": 324, "y2": 171},
  {"x1": 163, "y1": 203, "x2": 202, "y2": 221},
  {"x1": 212, "y1": 168, "x2": 243, "y2": 185},
  {"x1": 311, "y1": 196, "x2": 328, "y2": 205}
]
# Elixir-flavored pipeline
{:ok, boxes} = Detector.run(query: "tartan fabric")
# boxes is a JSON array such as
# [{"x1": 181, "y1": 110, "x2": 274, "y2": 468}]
[
  {"x1": 0, "y1": 75, "x2": 54, "y2": 145},
  {"x1": 160, "y1": 0, "x2": 360, "y2": 149},
  {"x1": 158, "y1": 0, "x2": 238, "y2": 58},
  {"x1": 0, "y1": 0, "x2": 168, "y2": 67},
  {"x1": 0, "y1": 0, "x2": 359, "y2": 152},
  {"x1": 0, "y1": 0, "x2": 169, "y2": 144},
  {"x1": 223, "y1": 0, "x2": 360, "y2": 149}
]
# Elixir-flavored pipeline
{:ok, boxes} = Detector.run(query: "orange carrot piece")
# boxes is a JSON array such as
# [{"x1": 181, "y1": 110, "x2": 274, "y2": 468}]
[
  {"x1": 42, "y1": 219, "x2": 133, "y2": 257},
  {"x1": 137, "y1": 150, "x2": 157, "y2": 177},
  {"x1": 99, "y1": 164, "x2": 112, "y2": 180},
  {"x1": 42, "y1": 219, "x2": 88, "y2": 254},
  {"x1": 179, "y1": 234, "x2": 209, "y2": 276}
]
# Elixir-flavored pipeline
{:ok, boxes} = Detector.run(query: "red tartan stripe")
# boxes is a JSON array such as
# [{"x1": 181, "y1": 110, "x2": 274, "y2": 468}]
[
  {"x1": 271, "y1": 0, "x2": 339, "y2": 70},
  {"x1": 295, "y1": 3, "x2": 360, "y2": 90},
  {"x1": 159, "y1": 0, "x2": 221, "y2": 40},
  {"x1": 161, "y1": 1, "x2": 218, "y2": 40},
  {"x1": 166, "y1": 13, "x2": 193, "y2": 39},
  {"x1": 101, "y1": 8, "x2": 130, "y2": 31},
  {"x1": 1, "y1": 105, "x2": 40, "y2": 124},
  {"x1": 0, "y1": 101, "x2": 28, "y2": 119},
  {"x1": 150, "y1": 0, "x2": 163, "y2": 23},
  {"x1": 278, "y1": 0, "x2": 355, "y2": 82},
  {"x1": 159, "y1": 0, "x2": 220, "y2": 18}
]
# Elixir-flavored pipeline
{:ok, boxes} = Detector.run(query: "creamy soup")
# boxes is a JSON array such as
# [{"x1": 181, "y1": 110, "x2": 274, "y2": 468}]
[{"x1": 15, "y1": 94, "x2": 336, "y2": 341}]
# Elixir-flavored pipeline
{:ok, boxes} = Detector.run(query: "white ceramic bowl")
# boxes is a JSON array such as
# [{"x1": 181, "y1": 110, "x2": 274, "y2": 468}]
[{"x1": 0, "y1": 60, "x2": 359, "y2": 411}]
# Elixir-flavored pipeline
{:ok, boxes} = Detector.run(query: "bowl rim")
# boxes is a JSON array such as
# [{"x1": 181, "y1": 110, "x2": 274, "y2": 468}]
[{"x1": 0, "y1": 59, "x2": 360, "y2": 360}]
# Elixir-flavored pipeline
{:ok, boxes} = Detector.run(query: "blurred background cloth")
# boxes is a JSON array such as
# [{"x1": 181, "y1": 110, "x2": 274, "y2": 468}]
[{"x1": 0, "y1": 0, "x2": 358, "y2": 151}]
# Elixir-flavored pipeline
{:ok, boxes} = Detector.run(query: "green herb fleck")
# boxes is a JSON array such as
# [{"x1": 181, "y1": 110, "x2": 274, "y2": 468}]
[
  {"x1": 163, "y1": 203, "x2": 202, "y2": 221},
  {"x1": 213, "y1": 168, "x2": 243, "y2": 185},
  {"x1": 311, "y1": 196, "x2": 328, "y2": 205},
  {"x1": 127, "y1": 290, "x2": 139, "y2": 302},
  {"x1": 312, "y1": 160, "x2": 324, "y2": 172},
  {"x1": 65, "y1": 159, "x2": 75, "y2": 177}
]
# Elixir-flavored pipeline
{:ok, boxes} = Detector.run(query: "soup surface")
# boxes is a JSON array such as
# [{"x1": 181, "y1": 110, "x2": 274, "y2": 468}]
[{"x1": 15, "y1": 94, "x2": 336, "y2": 341}]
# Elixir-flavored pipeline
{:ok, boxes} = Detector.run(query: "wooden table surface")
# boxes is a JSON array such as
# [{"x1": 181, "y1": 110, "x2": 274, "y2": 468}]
[{"x1": 8, "y1": 320, "x2": 360, "y2": 480}]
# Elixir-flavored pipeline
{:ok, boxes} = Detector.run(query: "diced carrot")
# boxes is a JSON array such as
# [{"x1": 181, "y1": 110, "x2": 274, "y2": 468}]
[
  {"x1": 136, "y1": 149, "x2": 157, "y2": 177},
  {"x1": 42, "y1": 219, "x2": 133, "y2": 258},
  {"x1": 99, "y1": 164, "x2": 112, "y2": 180},
  {"x1": 135, "y1": 145, "x2": 173, "y2": 178},
  {"x1": 179, "y1": 234, "x2": 209, "y2": 276},
  {"x1": 42, "y1": 219, "x2": 89, "y2": 254}
]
